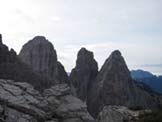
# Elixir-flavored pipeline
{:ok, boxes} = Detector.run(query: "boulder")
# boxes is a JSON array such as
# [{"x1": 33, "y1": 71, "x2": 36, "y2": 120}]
[{"x1": 43, "y1": 84, "x2": 96, "y2": 122}]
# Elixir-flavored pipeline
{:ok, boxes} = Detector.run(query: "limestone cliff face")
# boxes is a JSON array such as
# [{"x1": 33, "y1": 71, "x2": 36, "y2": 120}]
[
  {"x1": 70, "y1": 48, "x2": 98, "y2": 101},
  {"x1": 87, "y1": 50, "x2": 161, "y2": 118},
  {"x1": 19, "y1": 36, "x2": 69, "y2": 84}
]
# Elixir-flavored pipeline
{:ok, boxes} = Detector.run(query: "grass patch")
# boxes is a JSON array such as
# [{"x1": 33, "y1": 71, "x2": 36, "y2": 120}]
[{"x1": 139, "y1": 109, "x2": 162, "y2": 122}]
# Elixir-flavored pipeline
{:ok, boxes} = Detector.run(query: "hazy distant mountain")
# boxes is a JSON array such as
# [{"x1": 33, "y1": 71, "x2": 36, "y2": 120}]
[
  {"x1": 131, "y1": 69, "x2": 162, "y2": 94},
  {"x1": 131, "y1": 69, "x2": 155, "y2": 79}
]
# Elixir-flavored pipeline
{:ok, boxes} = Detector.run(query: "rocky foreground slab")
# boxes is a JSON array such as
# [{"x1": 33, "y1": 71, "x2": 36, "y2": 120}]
[{"x1": 0, "y1": 79, "x2": 95, "y2": 122}]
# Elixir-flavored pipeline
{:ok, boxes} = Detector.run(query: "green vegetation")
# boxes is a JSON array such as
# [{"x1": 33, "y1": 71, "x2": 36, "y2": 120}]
[{"x1": 139, "y1": 110, "x2": 162, "y2": 122}]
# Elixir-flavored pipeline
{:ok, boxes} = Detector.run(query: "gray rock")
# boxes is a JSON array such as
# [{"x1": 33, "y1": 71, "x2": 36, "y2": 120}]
[
  {"x1": 87, "y1": 50, "x2": 161, "y2": 118},
  {"x1": 44, "y1": 84, "x2": 71, "y2": 97},
  {"x1": 0, "y1": 34, "x2": 56, "y2": 91},
  {"x1": 70, "y1": 48, "x2": 98, "y2": 101},
  {"x1": 98, "y1": 106, "x2": 142, "y2": 122},
  {"x1": 0, "y1": 79, "x2": 95, "y2": 122},
  {"x1": 43, "y1": 84, "x2": 95, "y2": 122},
  {"x1": 4, "y1": 108, "x2": 37, "y2": 122},
  {"x1": 0, "y1": 79, "x2": 46, "y2": 121},
  {"x1": 19, "y1": 36, "x2": 69, "y2": 85}
]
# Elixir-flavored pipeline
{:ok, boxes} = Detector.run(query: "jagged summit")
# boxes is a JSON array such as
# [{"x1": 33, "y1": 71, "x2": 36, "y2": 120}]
[
  {"x1": 77, "y1": 47, "x2": 95, "y2": 63},
  {"x1": 79, "y1": 47, "x2": 90, "y2": 53},
  {"x1": 70, "y1": 47, "x2": 98, "y2": 101},
  {"x1": 77, "y1": 47, "x2": 95, "y2": 61},
  {"x1": 111, "y1": 50, "x2": 121, "y2": 56}
]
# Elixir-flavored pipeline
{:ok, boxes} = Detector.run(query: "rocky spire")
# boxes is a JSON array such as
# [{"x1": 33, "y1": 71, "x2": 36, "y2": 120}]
[
  {"x1": 87, "y1": 50, "x2": 160, "y2": 118},
  {"x1": 70, "y1": 48, "x2": 98, "y2": 101},
  {"x1": 19, "y1": 36, "x2": 69, "y2": 84}
]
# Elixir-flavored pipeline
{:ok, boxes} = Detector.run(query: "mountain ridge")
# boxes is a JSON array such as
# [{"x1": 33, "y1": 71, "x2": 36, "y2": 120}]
[
  {"x1": 1, "y1": 33, "x2": 162, "y2": 121},
  {"x1": 131, "y1": 69, "x2": 162, "y2": 94}
]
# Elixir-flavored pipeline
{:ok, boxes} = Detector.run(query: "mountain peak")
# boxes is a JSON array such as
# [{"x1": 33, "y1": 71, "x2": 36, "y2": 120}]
[
  {"x1": 78, "y1": 47, "x2": 91, "y2": 54},
  {"x1": 26, "y1": 36, "x2": 51, "y2": 47},
  {"x1": 87, "y1": 50, "x2": 159, "y2": 118},
  {"x1": 111, "y1": 50, "x2": 121, "y2": 58},
  {"x1": 19, "y1": 36, "x2": 69, "y2": 84},
  {"x1": 131, "y1": 69, "x2": 154, "y2": 79},
  {"x1": 79, "y1": 47, "x2": 88, "y2": 52},
  {"x1": 32, "y1": 36, "x2": 47, "y2": 42},
  {"x1": 70, "y1": 48, "x2": 98, "y2": 101},
  {"x1": 101, "y1": 50, "x2": 130, "y2": 78},
  {"x1": 78, "y1": 47, "x2": 94, "y2": 60}
]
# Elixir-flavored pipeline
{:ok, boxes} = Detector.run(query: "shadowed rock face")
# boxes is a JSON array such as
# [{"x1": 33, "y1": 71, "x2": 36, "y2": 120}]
[
  {"x1": 70, "y1": 48, "x2": 98, "y2": 101},
  {"x1": 19, "y1": 36, "x2": 69, "y2": 85},
  {"x1": 87, "y1": 50, "x2": 161, "y2": 118}
]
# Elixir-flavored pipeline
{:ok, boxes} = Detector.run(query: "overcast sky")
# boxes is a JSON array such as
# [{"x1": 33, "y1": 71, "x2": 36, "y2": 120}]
[{"x1": 0, "y1": 0, "x2": 162, "y2": 75}]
